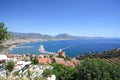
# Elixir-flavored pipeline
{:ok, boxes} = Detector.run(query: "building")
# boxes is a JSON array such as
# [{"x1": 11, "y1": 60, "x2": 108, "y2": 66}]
[
  {"x1": 58, "y1": 49, "x2": 66, "y2": 58},
  {"x1": 55, "y1": 58, "x2": 79, "y2": 66},
  {"x1": 0, "y1": 55, "x2": 8, "y2": 63},
  {"x1": 38, "y1": 56, "x2": 51, "y2": 64}
]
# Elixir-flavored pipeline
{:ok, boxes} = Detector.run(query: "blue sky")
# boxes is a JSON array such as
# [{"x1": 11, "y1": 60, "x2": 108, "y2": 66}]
[{"x1": 0, "y1": 0, "x2": 120, "y2": 37}]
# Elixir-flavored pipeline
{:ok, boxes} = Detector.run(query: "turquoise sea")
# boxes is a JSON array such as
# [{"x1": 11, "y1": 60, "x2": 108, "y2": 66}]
[{"x1": 10, "y1": 38, "x2": 120, "y2": 57}]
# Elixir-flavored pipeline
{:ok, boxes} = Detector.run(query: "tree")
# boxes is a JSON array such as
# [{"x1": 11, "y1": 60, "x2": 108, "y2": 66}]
[
  {"x1": 75, "y1": 58, "x2": 114, "y2": 80},
  {"x1": 108, "y1": 63, "x2": 120, "y2": 80},
  {"x1": 42, "y1": 69, "x2": 53, "y2": 78},
  {"x1": 5, "y1": 60, "x2": 15, "y2": 72},
  {"x1": 0, "y1": 22, "x2": 10, "y2": 44},
  {"x1": 43, "y1": 63, "x2": 75, "y2": 80},
  {"x1": 31, "y1": 55, "x2": 38, "y2": 64}
]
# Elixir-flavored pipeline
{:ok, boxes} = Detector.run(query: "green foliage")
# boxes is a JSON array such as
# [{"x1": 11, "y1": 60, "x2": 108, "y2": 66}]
[
  {"x1": 43, "y1": 58, "x2": 120, "y2": 80},
  {"x1": 22, "y1": 57, "x2": 30, "y2": 61},
  {"x1": 64, "y1": 56, "x2": 71, "y2": 61},
  {"x1": 0, "y1": 22, "x2": 10, "y2": 44},
  {"x1": 0, "y1": 45, "x2": 4, "y2": 49},
  {"x1": 33, "y1": 77, "x2": 45, "y2": 80},
  {"x1": 43, "y1": 63, "x2": 75, "y2": 80},
  {"x1": 30, "y1": 55, "x2": 38, "y2": 64},
  {"x1": 14, "y1": 71, "x2": 19, "y2": 76},
  {"x1": 75, "y1": 58, "x2": 120, "y2": 80},
  {"x1": 26, "y1": 69, "x2": 32, "y2": 80},
  {"x1": 3, "y1": 58, "x2": 120, "y2": 80},
  {"x1": 42, "y1": 69, "x2": 53, "y2": 78},
  {"x1": 108, "y1": 63, "x2": 120, "y2": 80},
  {"x1": 5, "y1": 60, "x2": 15, "y2": 72}
]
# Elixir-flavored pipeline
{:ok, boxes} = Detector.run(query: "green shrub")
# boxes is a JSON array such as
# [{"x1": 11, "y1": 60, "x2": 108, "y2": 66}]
[
  {"x1": 43, "y1": 63, "x2": 75, "y2": 80},
  {"x1": 75, "y1": 58, "x2": 120, "y2": 80},
  {"x1": 5, "y1": 60, "x2": 15, "y2": 72}
]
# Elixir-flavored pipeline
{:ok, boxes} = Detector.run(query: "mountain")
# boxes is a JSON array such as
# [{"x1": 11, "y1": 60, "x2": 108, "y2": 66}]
[
  {"x1": 41, "y1": 34, "x2": 53, "y2": 39},
  {"x1": 9, "y1": 32, "x2": 103, "y2": 40},
  {"x1": 9, "y1": 32, "x2": 79, "y2": 39},
  {"x1": 9, "y1": 32, "x2": 53, "y2": 39},
  {"x1": 55, "y1": 33, "x2": 79, "y2": 39},
  {"x1": 9, "y1": 32, "x2": 42, "y2": 38}
]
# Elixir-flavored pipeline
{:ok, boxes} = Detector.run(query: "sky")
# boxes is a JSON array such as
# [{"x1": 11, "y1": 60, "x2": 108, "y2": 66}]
[{"x1": 0, "y1": 0, "x2": 120, "y2": 37}]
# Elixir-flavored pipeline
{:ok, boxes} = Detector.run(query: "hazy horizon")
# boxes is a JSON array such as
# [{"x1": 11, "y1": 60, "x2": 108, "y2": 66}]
[
  {"x1": 9, "y1": 31, "x2": 120, "y2": 38},
  {"x1": 0, "y1": 0, "x2": 120, "y2": 37}
]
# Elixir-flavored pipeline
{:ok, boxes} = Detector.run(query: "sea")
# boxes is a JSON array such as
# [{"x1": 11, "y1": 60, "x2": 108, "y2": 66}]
[{"x1": 10, "y1": 38, "x2": 120, "y2": 57}]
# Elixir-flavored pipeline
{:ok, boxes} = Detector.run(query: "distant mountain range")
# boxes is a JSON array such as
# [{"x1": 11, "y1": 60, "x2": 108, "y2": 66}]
[{"x1": 9, "y1": 32, "x2": 103, "y2": 39}]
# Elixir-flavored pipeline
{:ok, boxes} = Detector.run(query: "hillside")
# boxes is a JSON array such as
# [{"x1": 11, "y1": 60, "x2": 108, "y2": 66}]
[
  {"x1": 9, "y1": 32, "x2": 82, "y2": 39},
  {"x1": 77, "y1": 48, "x2": 120, "y2": 64}
]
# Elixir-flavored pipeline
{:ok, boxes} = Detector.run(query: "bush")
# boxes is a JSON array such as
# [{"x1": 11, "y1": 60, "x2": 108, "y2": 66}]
[
  {"x1": 5, "y1": 60, "x2": 15, "y2": 72},
  {"x1": 75, "y1": 58, "x2": 120, "y2": 80},
  {"x1": 43, "y1": 58, "x2": 120, "y2": 80},
  {"x1": 30, "y1": 55, "x2": 38, "y2": 64},
  {"x1": 43, "y1": 63, "x2": 75, "y2": 80}
]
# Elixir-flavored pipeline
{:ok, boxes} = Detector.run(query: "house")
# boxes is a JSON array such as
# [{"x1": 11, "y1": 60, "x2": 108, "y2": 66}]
[
  {"x1": 14, "y1": 61, "x2": 31, "y2": 70},
  {"x1": 38, "y1": 56, "x2": 51, "y2": 64},
  {"x1": 58, "y1": 49, "x2": 66, "y2": 58},
  {"x1": 0, "y1": 55, "x2": 8, "y2": 61},
  {"x1": 0, "y1": 55, "x2": 8, "y2": 63},
  {"x1": 55, "y1": 58, "x2": 79, "y2": 66}
]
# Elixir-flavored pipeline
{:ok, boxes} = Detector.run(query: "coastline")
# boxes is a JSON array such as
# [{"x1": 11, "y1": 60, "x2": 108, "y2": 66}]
[
  {"x1": 1, "y1": 38, "x2": 120, "y2": 59},
  {"x1": 2, "y1": 38, "x2": 120, "y2": 57},
  {"x1": 0, "y1": 38, "x2": 73, "y2": 54}
]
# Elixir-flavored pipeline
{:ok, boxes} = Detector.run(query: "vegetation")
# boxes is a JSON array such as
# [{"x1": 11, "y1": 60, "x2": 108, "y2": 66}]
[
  {"x1": 13, "y1": 69, "x2": 46, "y2": 80},
  {"x1": 43, "y1": 58, "x2": 120, "y2": 80},
  {"x1": 0, "y1": 22, "x2": 10, "y2": 44},
  {"x1": 2, "y1": 58, "x2": 120, "y2": 80},
  {"x1": 5, "y1": 60, "x2": 15, "y2": 72},
  {"x1": 0, "y1": 45, "x2": 4, "y2": 49},
  {"x1": 75, "y1": 58, "x2": 120, "y2": 80},
  {"x1": 30, "y1": 55, "x2": 38, "y2": 64},
  {"x1": 77, "y1": 48, "x2": 120, "y2": 60},
  {"x1": 94, "y1": 49, "x2": 120, "y2": 58},
  {"x1": 43, "y1": 63, "x2": 75, "y2": 80},
  {"x1": 22, "y1": 57, "x2": 30, "y2": 61},
  {"x1": 42, "y1": 69, "x2": 53, "y2": 78}
]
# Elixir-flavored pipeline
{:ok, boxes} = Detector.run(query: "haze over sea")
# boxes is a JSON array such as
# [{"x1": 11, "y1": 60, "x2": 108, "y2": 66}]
[{"x1": 10, "y1": 38, "x2": 120, "y2": 57}]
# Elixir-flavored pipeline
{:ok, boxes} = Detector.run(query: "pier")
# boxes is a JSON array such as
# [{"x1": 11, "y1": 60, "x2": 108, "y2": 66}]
[
  {"x1": 39, "y1": 45, "x2": 57, "y2": 55},
  {"x1": 14, "y1": 46, "x2": 34, "y2": 48}
]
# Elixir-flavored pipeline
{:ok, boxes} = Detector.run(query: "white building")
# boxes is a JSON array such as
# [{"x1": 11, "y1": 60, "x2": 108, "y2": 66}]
[
  {"x1": 47, "y1": 75, "x2": 56, "y2": 80},
  {"x1": 0, "y1": 55, "x2": 8, "y2": 61},
  {"x1": 15, "y1": 61, "x2": 31, "y2": 70}
]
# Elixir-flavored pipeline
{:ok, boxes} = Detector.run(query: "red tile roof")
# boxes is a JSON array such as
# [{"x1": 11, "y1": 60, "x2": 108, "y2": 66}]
[
  {"x1": 38, "y1": 57, "x2": 51, "y2": 64},
  {"x1": 55, "y1": 59, "x2": 79, "y2": 66}
]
